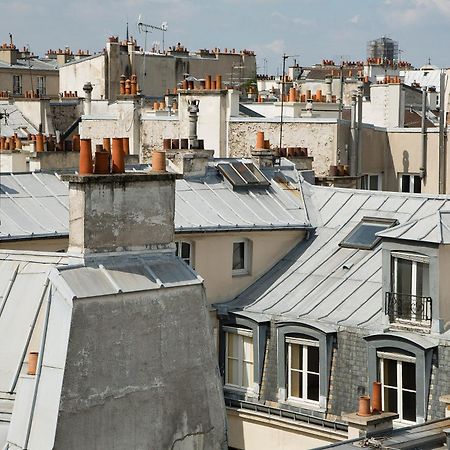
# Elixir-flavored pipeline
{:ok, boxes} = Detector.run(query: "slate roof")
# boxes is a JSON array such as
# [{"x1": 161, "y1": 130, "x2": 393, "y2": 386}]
[
  {"x1": 0, "y1": 160, "x2": 308, "y2": 241},
  {"x1": 223, "y1": 182, "x2": 450, "y2": 331},
  {"x1": 0, "y1": 58, "x2": 58, "y2": 71}
]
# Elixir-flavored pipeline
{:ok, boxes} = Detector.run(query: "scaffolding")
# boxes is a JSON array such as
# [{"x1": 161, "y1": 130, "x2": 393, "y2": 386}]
[{"x1": 367, "y1": 37, "x2": 399, "y2": 62}]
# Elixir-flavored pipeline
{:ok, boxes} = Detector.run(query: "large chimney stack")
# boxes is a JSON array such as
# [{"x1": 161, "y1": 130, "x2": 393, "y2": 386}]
[{"x1": 62, "y1": 162, "x2": 177, "y2": 255}]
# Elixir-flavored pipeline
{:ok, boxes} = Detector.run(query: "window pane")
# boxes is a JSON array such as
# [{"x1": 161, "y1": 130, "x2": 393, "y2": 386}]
[
  {"x1": 307, "y1": 346, "x2": 319, "y2": 373},
  {"x1": 290, "y1": 370, "x2": 302, "y2": 398},
  {"x1": 383, "y1": 359, "x2": 397, "y2": 387},
  {"x1": 401, "y1": 175, "x2": 410, "y2": 192},
  {"x1": 402, "y1": 391, "x2": 416, "y2": 422},
  {"x1": 175, "y1": 241, "x2": 179, "y2": 255},
  {"x1": 242, "y1": 362, "x2": 253, "y2": 388},
  {"x1": 290, "y1": 344, "x2": 302, "y2": 370},
  {"x1": 242, "y1": 336, "x2": 253, "y2": 363},
  {"x1": 413, "y1": 176, "x2": 421, "y2": 193},
  {"x1": 416, "y1": 262, "x2": 429, "y2": 298},
  {"x1": 307, "y1": 373, "x2": 320, "y2": 401},
  {"x1": 396, "y1": 258, "x2": 412, "y2": 295},
  {"x1": 384, "y1": 386, "x2": 398, "y2": 413},
  {"x1": 233, "y1": 242, "x2": 245, "y2": 270},
  {"x1": 227, "y1": 358, "x2": 239, "y2": 385},
  {"x1": 227, "y1": 333, "x2": 239, "y2": 358},
  {"x1": 402, "y1": 361, "x2": 416, "y2": 391},
  {"x1": 181, "y1": 242, "x2": 191, "y2": 260},
  {"x1": 370, "y1": 175, "x2": 378, "y2": 190},
  {"x1": 361, "y1": 176, "x2": 368, "y2": 190}
]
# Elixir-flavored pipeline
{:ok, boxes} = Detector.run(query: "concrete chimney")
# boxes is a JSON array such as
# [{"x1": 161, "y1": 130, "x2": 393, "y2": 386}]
[
  {"x1": 83, "y1": 82, "x2": 93, "y2": 115},
  {"x1": 188, "y1": 99, "x2": 200, "y2": 149},
  {"x1": 62, "y1": 172, "x2": 178, "y2": 255}
]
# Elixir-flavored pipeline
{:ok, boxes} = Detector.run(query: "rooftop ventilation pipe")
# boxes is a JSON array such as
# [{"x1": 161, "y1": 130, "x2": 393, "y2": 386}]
[
  {"x1": 325, "y1": 76, "x2": 333, "y2": 103},
  {"x1": 83, "y1": 82, "x2": 93, "y2": 116},
  {"x1": 439, "y1": 71, "x2": 447, "y2": 194},
  {"x1": 420, "y1": 87, "x2": 428, "y2": 180},
  {"x1": 188, "y1": 99, "x2": 200, "y2": 149},
  {"x1": 350, "y1": 92, "x2": 358, "y2": 177}
]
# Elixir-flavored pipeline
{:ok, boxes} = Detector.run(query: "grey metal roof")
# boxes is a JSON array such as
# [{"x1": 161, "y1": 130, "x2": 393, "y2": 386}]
[
  {"x1": 0, "y1": 104, "x2": 39, "y2": 137},
  {"x1": 224, "y1": 183, "x2": 450, "y2": 331},
  {"x1": 0, "y1": 251, "x2": 78, "y2": 393},
  {"x1": 0, "y1": 172, "x2": 69, "y2": 241},
  {"x1": 0, "y1": 160, "x2": 308, "y2": 241},
  {"x1": 0, "y1": 58, "x2": 58, "y2": 71},
  {"x1": 377, "y1": 210, "x2": 450, "y2": 244},
  {"x1": 57, "y1": 252, "x2": 201, "y2": 299}
]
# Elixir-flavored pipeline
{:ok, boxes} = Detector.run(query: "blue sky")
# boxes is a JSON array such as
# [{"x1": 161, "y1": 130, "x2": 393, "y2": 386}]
[{"x1": 1, "y1": 0, "x2": 449, "y2": 73}]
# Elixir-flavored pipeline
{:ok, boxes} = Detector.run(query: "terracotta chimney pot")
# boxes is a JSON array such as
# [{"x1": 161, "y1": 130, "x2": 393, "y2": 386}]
[
  {"x1": 152, "y1": 150, "x2": 166, "y2": 172},
  {"x1": 27, "y1": 352, "x2": 39, "y2": 375},
  {"x1": 125, "y1": 79, "x2": 131, "y2": 95},
  {"x1": 264, "y1": 139, "x2": 270, "y2": 150},
  {"x1": 119, "y1": 75, "x2": 126, "y2": 95},
  {"x1": 205, "y1": 75, "x2": 211, "y2": 90},
  {"x1": 111, "y1": 138, "x2": 125, "y2": 173},
  {"x1": 163, "y1": 138, "x2": 171, "y2": 150},
  {"x1": 289, "y1": 87, "x2": 296, "y2": 102},
  {"x1": 216, "y1": 75, "x2": 222, "y2": 90},
  {"x1": 72, "y1": 134, "x2": 81, "y2": 152},
  {"x1": 103, "y1": 137, "x2": 111, "y2": 153},
  {"x1": 256, "y1": 131, "x2": 265, "y2": 149},
  {"x1": 36, "y1": 133, "x2": 44, "y2": 152},
  {"x1": 358, "y1": 396, "x2": 371, "y2": 417},
  {"x1": 79, "y1": 139, "x2": 93, "y2": 174},
  {"x1": 372, "y1": 382, "x2": 382, "y2": 413},
  {"x1": 94, "y1": 151, "x2": 110, "y2": 174},
  {"x1": 122, "y1": 137, "x2": 130, "y2": 155}
]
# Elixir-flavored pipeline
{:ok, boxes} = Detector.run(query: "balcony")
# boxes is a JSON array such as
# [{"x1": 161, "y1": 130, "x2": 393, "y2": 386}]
[{"x1": 385, "y1": 292, "x2": 432, "y2": 329}]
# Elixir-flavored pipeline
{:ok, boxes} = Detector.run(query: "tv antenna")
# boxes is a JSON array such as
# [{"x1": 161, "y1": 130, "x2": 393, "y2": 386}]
[{"x1": 137, "y1": 16, "x2": 168, "y2": 53}]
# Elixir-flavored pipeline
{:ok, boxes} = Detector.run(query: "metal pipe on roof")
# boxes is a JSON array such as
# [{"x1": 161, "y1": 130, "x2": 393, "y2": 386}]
[
  {"x1": 350, "y1": 93, "x2": 357, "y2": 177},
  {"x1": 439, "y1": 70, "x2": 447, "y2": 194},
  {"x1": 420, "y1": 87, "x2": 428, "y2": 180},
  {"x1": 356, "y1": 86, "x2": 363, "y2": 176}
]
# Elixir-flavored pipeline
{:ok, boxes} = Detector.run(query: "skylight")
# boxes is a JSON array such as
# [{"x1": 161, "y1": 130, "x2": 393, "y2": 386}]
[
  {"x1": 217, "y1": 162, "x2": 270, "y2": 189},
  {"x1": 340, "y1": 217, "x2": 397, "y2": 250}
]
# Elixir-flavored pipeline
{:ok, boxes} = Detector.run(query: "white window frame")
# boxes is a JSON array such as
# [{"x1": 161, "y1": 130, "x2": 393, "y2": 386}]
[
  {"x1": 224, "y1": 327, "x2": 254, "y2": 393},
  {"x1": 37, "y1": 76, "x2": 46, "y2": 95},
  {"x1": 232, "y1": 239, "x2": 250, "y2": 276},
  {"x1": 175, "y1": 240, "x2": 194, "y2": 268},
  {"x1": 13, "y1": 75, "x2": 22, "y2": 95},
  {"x1": 361, "y1": 173, "x2": 382, "y2": 191},
  {"x1": 391, "y1": 252, "x2": 430, "y2": 323},
  {"x1": 286, "y1": 337, "x2": 320, "y2": 405},
  {"x1": 399, "y1": 173, "x2": 421, "y2": 193},
  {"x1": 378, "y1": 352, "x2": 417, "y2": 424}
]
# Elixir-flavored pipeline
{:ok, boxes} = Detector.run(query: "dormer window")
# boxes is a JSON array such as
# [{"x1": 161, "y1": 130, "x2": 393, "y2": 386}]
[
  {"x1": 340, "y1": 217, "x2": 397, "y2": 250},
  {"x1": 386, "y1": 252, "x2": 431, "y2": 326}
]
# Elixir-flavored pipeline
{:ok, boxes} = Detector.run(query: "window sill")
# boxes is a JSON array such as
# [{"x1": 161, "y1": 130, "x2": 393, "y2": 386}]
[
  {"x1": 283, "y1": 397, "x2": 324, "y2": 413},
  {"x1": 232, "y1": 271, "x2": 250, "y2": 278},
  {"x1": 224, "y1": 384, "x2": 258, "y2": 399}
]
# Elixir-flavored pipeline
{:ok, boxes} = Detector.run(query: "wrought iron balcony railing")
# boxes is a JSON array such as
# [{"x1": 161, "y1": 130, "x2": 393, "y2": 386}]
[{"x1": 385, "y1": 292, "x2": 432, "y2": 326}]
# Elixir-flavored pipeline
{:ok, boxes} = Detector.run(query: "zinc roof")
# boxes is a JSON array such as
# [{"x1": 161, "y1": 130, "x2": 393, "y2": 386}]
[
  {"x1": 0, "y1": 104, "x2": 39, "y2": 137},
  {"x1": 224, "y1": 183, "x2": 450, "y2": 330},
  {"x1": 0, "y1": 160, "x2": 308, "y2": 241}
]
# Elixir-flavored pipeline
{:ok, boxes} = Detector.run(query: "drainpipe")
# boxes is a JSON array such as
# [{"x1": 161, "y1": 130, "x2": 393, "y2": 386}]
[
  {"x1": 325, "y1": 75, "x2": 332, "y2": 103},
  {"x1": 439, "y1": 71, "x2": 447, "y2": 194},
  {"x1": 356, "y1": 85, "x2": 363, "y2": 176},
  {"x1": 188, "y1": 99, "x2": 200, "y2": 149},
  {"x1": 83, "y1": 81, "x2": 93, "y2": 116},
  {"x1": 350, "y1": 92, "x2": 357, "y2": 176},
  {"x1": 420, "y1": 87, "x2": 428, "y2": 180}
]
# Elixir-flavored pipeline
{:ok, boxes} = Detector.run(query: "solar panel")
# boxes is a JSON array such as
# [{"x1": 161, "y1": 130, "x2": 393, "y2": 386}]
[
  {"x1": 217, "y1": 162, "x2": 271, "y2": 190},
  {"x1": 340, "y1": 217, "x2": 397, "y2": 250}
]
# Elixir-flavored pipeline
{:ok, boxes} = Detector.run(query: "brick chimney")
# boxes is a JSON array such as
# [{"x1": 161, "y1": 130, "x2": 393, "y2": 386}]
[{"x1": 62, "y1": 171, "x2": 178, "y2": 255}]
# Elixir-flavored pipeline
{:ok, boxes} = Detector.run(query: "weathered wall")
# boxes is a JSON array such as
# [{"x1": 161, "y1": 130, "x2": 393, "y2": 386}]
[
  {"x1": 178, "y1": 230, "x2": 305, "y2": 304},
  {"x1": 228, "y1": 119, "x2": 340, "y2": 176},
  {"x1": 0, "y1": 68, "x2": 59, "y2": 97},
  {"x1": 141, "y1": 117, "x2": 180, "y2": 161},
  {"x1": 59, "y1": 54, "x2": 106, "y2": 100},
  {"x1": 227, "y1": 409, "x2": 342, "y2": 450},
  {"x1": 54, "y1": 285, "x2": 227, "y2": 449}
]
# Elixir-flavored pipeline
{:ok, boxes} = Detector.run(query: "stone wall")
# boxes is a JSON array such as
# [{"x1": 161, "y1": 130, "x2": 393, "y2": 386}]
[{"x1": 228, "y1": 120, "x2": 343, "y2": 177}]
